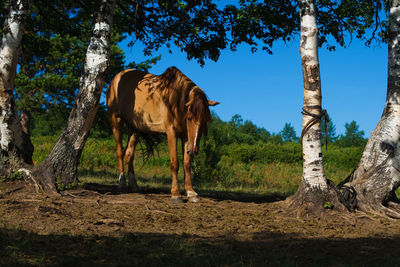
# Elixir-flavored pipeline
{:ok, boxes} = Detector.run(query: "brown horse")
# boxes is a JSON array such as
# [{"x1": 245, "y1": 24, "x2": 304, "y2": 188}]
[{"x1": 106, "y1": 66, "x2": 219, "y2": 203}]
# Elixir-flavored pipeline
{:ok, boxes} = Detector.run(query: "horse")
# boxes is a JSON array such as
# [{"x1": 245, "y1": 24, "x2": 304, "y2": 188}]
[{"x1": 106, "y1": 66, "x2": 219, "y2": 203}]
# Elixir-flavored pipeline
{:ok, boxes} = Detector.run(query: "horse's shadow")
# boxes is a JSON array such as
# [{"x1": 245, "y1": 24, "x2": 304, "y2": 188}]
[{"x1": 81, "y1": 174, "x2": 287, "y2": 204}]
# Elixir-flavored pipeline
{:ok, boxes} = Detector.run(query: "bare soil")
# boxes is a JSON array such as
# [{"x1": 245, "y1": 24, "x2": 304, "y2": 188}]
[{"x1": 1, "y1": 181, "x2": 400, "y2": 266}]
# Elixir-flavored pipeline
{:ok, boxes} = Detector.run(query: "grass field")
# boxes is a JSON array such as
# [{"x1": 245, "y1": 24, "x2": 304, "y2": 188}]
[{"x1": 31, "y1": 135, "x2": 363, "y2": 197}]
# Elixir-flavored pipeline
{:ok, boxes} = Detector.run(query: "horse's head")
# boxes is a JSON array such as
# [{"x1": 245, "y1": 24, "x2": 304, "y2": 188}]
[{"x1": 185, "y1": 88, "x2": 219, "y2": 156}]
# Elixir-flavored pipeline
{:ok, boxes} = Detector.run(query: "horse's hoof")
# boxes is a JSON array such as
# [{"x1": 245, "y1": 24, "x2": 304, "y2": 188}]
[
  {"x1": 171, "y1": 196, "x2": 183, "y2": 204},
  {"x1": 117, "y1": 184, "x2": 128, "y2": 193},
  {"x1": 129, "y1": 185, "x2": 142, "y2": 193},
  {"x1": 186, "y1": 190, "x2": 199, "y2": 203},
  {"x1": 118, "y1": 173, "x2": 127, "y2": 192},
  {"x1": 127, "y1": 173, "x2": 141, "y2": 193},
  {"x1": 188, "y1": 196, "x2": 200, "y2": 203}
]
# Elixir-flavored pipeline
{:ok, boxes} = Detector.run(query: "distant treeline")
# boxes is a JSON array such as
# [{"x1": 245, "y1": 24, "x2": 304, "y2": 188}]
[
  {"x1": 206, "y1": 113, "x2": 367, "y2": 147},
  {"x1": 30, "y1": 108, "x2": 367, "y2": 149}
]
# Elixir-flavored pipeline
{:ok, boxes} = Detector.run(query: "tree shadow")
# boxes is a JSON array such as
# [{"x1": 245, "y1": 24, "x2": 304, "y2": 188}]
[
  {"x1": 1, "y1": 227, "x2": 399, "y2": 266},
  {"x1": 78, "y1": 169, "x2": 287, "y2": 203},
  {"x1": 197, "y1": 189, "x2": 287, "y2": 203},
  {"x1": 82, "y1": 182, "x2": 119, "y2": 194},
  {"x1": 78, "y1": 168, "x2": 288, "y2": 203},
  {"x1": 81, "y1": 178, "x2": 287, "y2": 203}
]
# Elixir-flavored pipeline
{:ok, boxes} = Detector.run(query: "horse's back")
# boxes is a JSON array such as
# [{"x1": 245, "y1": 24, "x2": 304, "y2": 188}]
[
  {"x1": 107, "y1": 69, "x2": 168, "y2": 133},
  {"x1": 106, "y1": 69, "x2": 148, "y2": 112}
]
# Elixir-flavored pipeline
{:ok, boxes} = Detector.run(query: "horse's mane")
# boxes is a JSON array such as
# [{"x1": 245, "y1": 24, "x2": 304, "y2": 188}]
[
  {"x1": 188, "y1": 88, "x2": 211, "y2": 123},
  {"x1": 159, "y1": 66, "x2": 196, "y2": 93},
  {"x1": 159, "y1": 66, "x2": 211, "y2": 125}
]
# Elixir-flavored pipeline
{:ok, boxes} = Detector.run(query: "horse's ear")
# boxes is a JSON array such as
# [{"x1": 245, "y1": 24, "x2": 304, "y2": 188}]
[
  {"x1": 185, "y1": 101, "x2": 192, "y2": 107},
  {"x1": 208, "y1": 100, "x2": 220, "y2": 106}
]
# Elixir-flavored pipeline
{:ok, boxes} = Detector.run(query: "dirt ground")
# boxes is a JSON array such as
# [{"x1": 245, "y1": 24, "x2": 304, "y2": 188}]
[{"x1": 1, "y1": 181, "x2": 400, "y2": 266}]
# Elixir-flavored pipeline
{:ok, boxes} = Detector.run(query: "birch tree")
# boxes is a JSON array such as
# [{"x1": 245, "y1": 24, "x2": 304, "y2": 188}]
[
  {"x1": 342, "y1": 0, "x2": 400, "y2": 217},
  {"x1": 0, "y1": 0, "x2": 30, "y2": 174},
  {"x1": 287, "y1": 0, "x2": 337, "y2": 213},
  {"x1": 30, "y1": 0, "x2": 116, "y2": 190}
]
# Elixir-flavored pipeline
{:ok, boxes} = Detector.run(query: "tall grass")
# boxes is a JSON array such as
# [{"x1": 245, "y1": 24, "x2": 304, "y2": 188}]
[{"x1": 31, "y1": 136, "x2": 363, "y2": 196}]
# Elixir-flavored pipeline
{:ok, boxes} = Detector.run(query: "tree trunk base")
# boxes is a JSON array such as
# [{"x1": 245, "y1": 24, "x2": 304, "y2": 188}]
[
  {"x1": 344, "y1": 161, "x2": 400, "y2": 219},
  {"x1": 352, "y1": 186, "x2": 400, "y2": 219},
  {"x1": 285, "y1": 181, "x2": 348, "y2": 218},
  {"x1": 18, "y1": 164, "x2": 58, "y2": 194}
]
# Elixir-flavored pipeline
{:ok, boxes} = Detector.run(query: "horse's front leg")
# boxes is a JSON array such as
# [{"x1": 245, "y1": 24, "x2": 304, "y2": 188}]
[
  {"x1": 167, "y1": 130, "x2": 182, "y2": 203},
  {"x1": 182, "y1": 139, "x2": 200, "y2": 203}
]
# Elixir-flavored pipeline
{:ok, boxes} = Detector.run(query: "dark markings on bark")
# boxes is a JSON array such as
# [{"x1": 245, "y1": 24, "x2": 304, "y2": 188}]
[
  {"x1": 380, "y1": 141, "x2": 396, "y2": 156},
  {"x1": 298, "y1": 1, "x2": 315, "y2": 17},
  {"x1": 300, "y1": 108, "x2": 329, "y2": 147},
  {"x1": 309, "y1": 160, "x2": 322, "y2": 165},
  {"x1": 328, "y1": 179, "x2": 358, "y2": 212}
]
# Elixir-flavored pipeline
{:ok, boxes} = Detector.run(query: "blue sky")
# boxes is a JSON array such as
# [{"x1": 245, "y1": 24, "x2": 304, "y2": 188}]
[{"x1": 118, "y1": 36, "x2": 387, "y2": 138}]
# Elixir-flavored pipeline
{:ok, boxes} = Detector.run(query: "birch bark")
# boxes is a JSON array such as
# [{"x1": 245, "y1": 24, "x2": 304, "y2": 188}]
[
  {"x1": 0, "y1": 0, "x2": 29, "y2": 169},
  {"x1": 345, "y1": 0, "x2": 400, "y2": 216},
  {"x1": 298, "y1": 0, "x2": 327, "y2": 191},
  {"x1": 33, "y1": 0, "x2": 115, "y2": 190},
  {"x1": 288, "y1": 0, "x2": 334, "y2": 212}
]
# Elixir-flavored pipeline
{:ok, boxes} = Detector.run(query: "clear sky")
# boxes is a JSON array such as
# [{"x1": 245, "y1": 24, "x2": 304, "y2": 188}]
[{"x1": 118, "y1": 36, "x2": 387, "y2": 138}]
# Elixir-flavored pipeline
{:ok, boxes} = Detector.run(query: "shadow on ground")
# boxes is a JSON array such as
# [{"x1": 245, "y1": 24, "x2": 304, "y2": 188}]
[
  {"x1": 1, "y1": 227, "x2": 399, "y2": 266},
  {"x1": 82, "y1": 181, "x2": 287, "y2": 203}
]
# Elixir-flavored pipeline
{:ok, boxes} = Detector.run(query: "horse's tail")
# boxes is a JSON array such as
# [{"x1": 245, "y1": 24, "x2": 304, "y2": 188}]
[
  {"x1": 134, "y1": 131, "x2": 165, "y2": 162},
  {"x1": 122, "y1": 117, "x2": 164, "y2": 161}
]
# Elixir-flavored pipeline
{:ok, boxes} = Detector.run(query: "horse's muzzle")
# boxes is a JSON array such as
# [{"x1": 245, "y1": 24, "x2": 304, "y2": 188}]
[
  {"x1": 186, "y1": 144, "x2": 198, "y2": 156},
  {"x1": 186, "y1": 149, "x2": 198, "y2": 156}
]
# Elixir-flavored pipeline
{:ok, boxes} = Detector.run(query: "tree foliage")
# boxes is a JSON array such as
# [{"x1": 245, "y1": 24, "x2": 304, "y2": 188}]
[
  {"x1": 0, "y1": 0, "x2": 378, "y2": 149},
  {"x1": 280, "y1": 123, "x2": 297, "y2": 143},
  {"x1": 321, "y1": 116, "x2": 336, "y2": 144},
  {"x1": 225, "y1": 0, "x2": 389, "y2": 53},
  {"x1": 117, "y1": 0, "x2": 229, "y2": 66},
  {"x1": 224, "y1": 0, "x2": 298, "y2": 53},
  {"x1": 336, "y1": 120, "x2": 367, "y2": 147}
]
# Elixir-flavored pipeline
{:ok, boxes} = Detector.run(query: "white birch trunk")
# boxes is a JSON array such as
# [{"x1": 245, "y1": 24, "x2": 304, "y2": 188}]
[
  {"x1": 298, "y1": 0, "x2": 327, "y2": 192},
  {"x1": 347, "y1": 0, "x2": 400, "y2": 214},
  {"x1": 287, "y1": 0, "x2": 333, "y2": 214},
  {"x1": 34, "y1": 0, "x2": 115, "y2": 189},
  {"x1": 0, "y1": 0, "x2": 27, "y2": 165}
]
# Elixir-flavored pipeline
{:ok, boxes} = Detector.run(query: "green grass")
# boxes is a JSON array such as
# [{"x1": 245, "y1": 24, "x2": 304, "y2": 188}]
[{"x1": 31, "y1": 136, "x2": 362, "y2": 197}]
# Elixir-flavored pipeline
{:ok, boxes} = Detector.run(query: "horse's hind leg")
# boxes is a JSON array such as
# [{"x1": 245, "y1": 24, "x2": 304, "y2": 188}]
[
  {"x1": 110, "y1": 113, "x2": 126, "y2": 189},
  {"x1": 124, "y1": 133, "x2": 140, "y2": 192}
]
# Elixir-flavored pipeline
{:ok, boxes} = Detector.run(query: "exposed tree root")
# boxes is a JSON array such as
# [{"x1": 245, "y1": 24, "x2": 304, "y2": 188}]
[
  {"x1": 385, "y1": 202, "x2": 400, "y2": 218},
  {"x1": 343, "y1": 167, "x2": 400, "y2": 220},
  {"x1": 18, "y1": 164, "x2": 58, "y2": 195},
  {"x1": 355, "y1": 201, "x2": 400, "y2": 220},
  {"x1": 18, "y1": 166, "x2": 42, "y2": 192}
]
